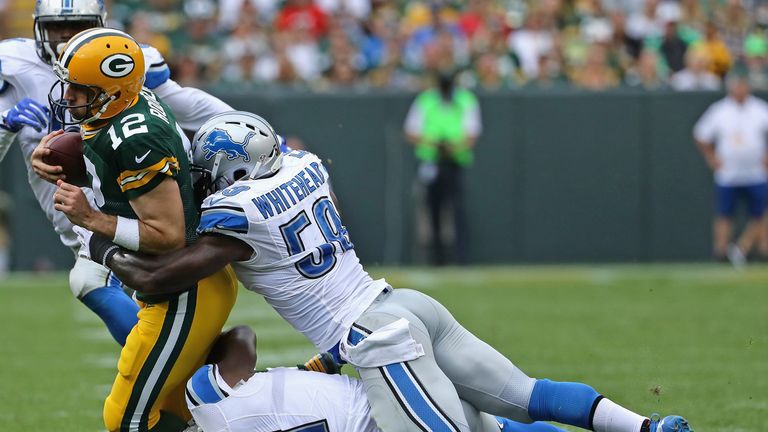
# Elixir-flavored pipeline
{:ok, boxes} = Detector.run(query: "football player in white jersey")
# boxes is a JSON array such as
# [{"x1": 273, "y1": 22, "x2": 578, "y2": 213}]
[
  {"x1": 184, "y1": 325, "x2": 566, "y2": 432},
  {"x1": 0, "y1": 0, "x2": 232, "y2": 345},
  {"x1": 82, "y1": 112, "x2": 693, "y2": 432}
]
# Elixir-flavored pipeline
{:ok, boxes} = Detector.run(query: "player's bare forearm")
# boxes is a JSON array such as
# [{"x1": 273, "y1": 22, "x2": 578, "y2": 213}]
[
  {"x1": 84, "y1": 211, "x2": 118, "y2": 239},
  {"x1": 54, "y1": 180, "x2": 117, "y2": 234},
  {"x1": 107, "y1": 250, "x2": 197, "y2": 295},
  {"x1": 107, "y1": 234, "x2": 251, "y2": 295},
  {"x1": 129, "y1": 177, "x2": 187, "y2": 253}
]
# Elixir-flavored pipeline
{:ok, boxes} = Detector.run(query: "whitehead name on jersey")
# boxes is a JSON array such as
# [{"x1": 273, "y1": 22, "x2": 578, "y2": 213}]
[
  {"x1": 0, "y1": 38, "x2": 173, "y2": 251},
  {"x1": 198, "y1": 151, "x2": 387, "y2": 351},
  {"x1": 187, "y1": 366, "x2": 378, "y2": 432}
]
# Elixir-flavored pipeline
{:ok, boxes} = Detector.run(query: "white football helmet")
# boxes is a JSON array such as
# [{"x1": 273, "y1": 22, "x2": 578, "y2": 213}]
[
  {"x1": 34, "y1": 0, "x2": 107, "y2": 65},
  {"x1": 191, "y1": 111, "x2": 283, "y2": 201}
]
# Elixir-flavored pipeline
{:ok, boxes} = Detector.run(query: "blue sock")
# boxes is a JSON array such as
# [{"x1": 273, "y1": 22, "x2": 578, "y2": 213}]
[
  {"x1": 496, "y1": 417, "x2": 569, "y2": 432},
  {"x1": 80, "y1": 279, "x2": 139, "y2": 346},
  {"x1": 527, "y1": 379, "x2": 601, "y2": 429}
]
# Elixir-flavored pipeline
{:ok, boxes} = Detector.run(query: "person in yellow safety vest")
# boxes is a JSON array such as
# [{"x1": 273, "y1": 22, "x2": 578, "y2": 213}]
[{"x1": 404, "y1": 70, "x2": 482, "y2": 265}]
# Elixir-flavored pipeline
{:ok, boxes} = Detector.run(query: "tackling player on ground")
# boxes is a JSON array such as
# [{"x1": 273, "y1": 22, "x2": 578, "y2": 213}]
[
  {"x1": 32, "y1": 29, "x2": 238, "y2": 432},
  {"x1": 184, "y1": 325, "x2": 566, "y2": 432},
  {"x1": 84, "y1": 111, "x2": 694, "y2": 432},
  {"x1": 0, "y1": 0, "x2": 232, "y2": 346}
]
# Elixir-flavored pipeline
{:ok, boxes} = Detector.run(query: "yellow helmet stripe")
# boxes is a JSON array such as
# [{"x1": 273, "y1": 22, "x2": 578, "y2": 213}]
[{"x1": 60, "y1": 28, "x2": 129, "y2": 68}]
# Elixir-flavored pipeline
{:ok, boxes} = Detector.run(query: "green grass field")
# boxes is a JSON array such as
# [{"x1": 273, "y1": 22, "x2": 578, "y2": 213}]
[{"x1": 0, "y1": 264, "x2": 765, "y2": 431}]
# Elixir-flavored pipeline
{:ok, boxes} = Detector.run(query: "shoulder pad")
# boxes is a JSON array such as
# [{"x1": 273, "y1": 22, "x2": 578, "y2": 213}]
[
  {"x1": 201, "y1": 185, "x2": 252, "y2": 211},
  {"x1": 282, "y1": 149, "x2": 323, "y2": 167},
  {"x1": 185, "y1": 364, "x2": 229, "y2": 406},
  {"x1": 199, "y1": 186, "x2": 251, "y2": 235},
  {"x1": 0, "y1": 39, "x2": 39, "y2": 77},
  {"x1": 140, "y1": 44, "x2": 165, "y2": 68},
  {"x1": 140, "y1": 44, "x2": 171, "y2": 89}
]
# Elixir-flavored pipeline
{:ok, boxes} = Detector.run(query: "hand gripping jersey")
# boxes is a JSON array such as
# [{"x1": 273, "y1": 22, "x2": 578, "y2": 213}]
[
  {"x1": 198, "y1": 151, "x2": 387, "y2": 351},
  {"x1": 0, "y1": 37, "x2": 231, "y2": 252},
  {"x1": 187, "y1": 366, "x2": 379, "y2": 432}
]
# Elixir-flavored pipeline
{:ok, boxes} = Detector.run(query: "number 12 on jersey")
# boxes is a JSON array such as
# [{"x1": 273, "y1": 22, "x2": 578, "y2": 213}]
[{"x1": 280, "y1": 197, "x2": 353, "y2": 279}]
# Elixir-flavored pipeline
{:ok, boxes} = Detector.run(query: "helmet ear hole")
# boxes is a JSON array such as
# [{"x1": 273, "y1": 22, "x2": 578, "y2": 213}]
[{"x1": 233, "y1": 169, "x2": 248, "y2": 181}]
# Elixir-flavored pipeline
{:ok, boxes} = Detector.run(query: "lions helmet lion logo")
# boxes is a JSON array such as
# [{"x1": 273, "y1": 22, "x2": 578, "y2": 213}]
[{"x1": 202, "y1": 129, "x2": 255, "y2": 162}]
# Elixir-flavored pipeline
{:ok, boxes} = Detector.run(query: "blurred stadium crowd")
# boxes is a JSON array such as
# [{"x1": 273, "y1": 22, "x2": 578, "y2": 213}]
[{"x1": 3, "y1": 0, "x2": 768, "y2": 90}]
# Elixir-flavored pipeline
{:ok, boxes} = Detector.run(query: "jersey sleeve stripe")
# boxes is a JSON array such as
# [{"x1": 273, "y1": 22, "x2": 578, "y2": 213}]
[
  {"x1": 198, "y1": 212, "x2": 249, "y2": 234},
  {"x1": 144, "y1": 67, "x2": 171, "y2": 89},
  {"x1": 201, "y1": 205, "x2": 246, "y2": 214},
  {"x1": 187, "y1": 365, "x2": 227, "y2": 405},
  {"x1": 117, "y1": 157, "x2": 179, "y2": 191}
]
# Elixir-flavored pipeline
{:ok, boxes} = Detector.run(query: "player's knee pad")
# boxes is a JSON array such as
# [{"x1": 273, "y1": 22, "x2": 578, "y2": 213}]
[{"x1": 69, "y1": 257, "x2": 114, "y2": 298}]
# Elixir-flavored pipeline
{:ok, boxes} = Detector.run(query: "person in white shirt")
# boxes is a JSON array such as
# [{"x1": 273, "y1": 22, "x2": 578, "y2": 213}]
[{"x1": 694, "y1": 72, "x2": 768, "y2": 263}]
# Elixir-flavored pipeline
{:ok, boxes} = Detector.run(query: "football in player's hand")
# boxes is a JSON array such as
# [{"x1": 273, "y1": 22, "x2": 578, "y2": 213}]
[{"x1": 43, "y1": 131, "x2": 89, "y2": 187}]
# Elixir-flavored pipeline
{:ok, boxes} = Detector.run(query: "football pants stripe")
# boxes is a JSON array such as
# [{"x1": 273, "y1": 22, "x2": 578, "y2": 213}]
[
  {"x1": 119, "y1": 290, "x2": 195, "y2": 431},
  {"x1": 380, "y1": 362, "x2": 460, "y2": 432}
]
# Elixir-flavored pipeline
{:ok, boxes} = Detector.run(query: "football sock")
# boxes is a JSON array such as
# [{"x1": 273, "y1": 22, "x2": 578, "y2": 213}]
[
  {"x1": 299, "y1": 352, "x2": 341, "y2": 374},
  {"x1": 527, "y1": 379, "x2": 600, "y2": 429},
  {"x1": 496, "y1": 417, "x2": 568, "y2": 432},
  {"x1": 80, "y1": 285, "x2": 139, "y2": 346},
  {"x1": 591, "y1": 398, "x2": 648, "y2": 432}
]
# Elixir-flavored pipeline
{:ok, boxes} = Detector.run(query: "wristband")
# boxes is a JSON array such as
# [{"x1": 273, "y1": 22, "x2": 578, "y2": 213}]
[
  {"x1": 97, "y1": 243, "x2": 121, "y2": 267},
  {"x1": 86, "y1": 232, "x2": 121, "y2": 266},
  {"x1": 114, "y1": 216, "x2": 141, "y2": 251}
]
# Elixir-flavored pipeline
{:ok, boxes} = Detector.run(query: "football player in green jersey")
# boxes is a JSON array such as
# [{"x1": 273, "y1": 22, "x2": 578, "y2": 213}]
[{"x1": 31, "y1": 29, "x2": 238, "y2": 432}]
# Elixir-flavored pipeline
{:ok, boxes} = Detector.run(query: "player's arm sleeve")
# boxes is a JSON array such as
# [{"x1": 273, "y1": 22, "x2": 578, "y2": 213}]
[
  {"x1": 113, "y1": 132, "x2": 182, "y2": 200},
  {"x1": 693, "y1": 106, "x2": 717, "y2": 144},
  {"x1": 152, "y1": 79, "x2": 233, "y2": 131},
  {"x1": 0, "y1": 81, "x2": 19, "y2": 162}
]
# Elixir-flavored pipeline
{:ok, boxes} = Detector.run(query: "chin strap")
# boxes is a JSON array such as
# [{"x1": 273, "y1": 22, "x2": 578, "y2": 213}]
[{"x1": 82, "y1": 94, "x2": 116, "y2": 125}]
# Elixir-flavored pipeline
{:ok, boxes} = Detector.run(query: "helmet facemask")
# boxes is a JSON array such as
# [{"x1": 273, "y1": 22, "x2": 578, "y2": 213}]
[
  {"x1": 48, "y1": 64, "x2": 116, "y2": 127},
  {"x1": 34, "y1": 16, "x2": 103, "y2": 65},
  {"x1": 33, "y1": 0, "x2": 108, "y2": 65},
  {"x1": 190, "y1": 157, "x2": 251, "y2": 207}
]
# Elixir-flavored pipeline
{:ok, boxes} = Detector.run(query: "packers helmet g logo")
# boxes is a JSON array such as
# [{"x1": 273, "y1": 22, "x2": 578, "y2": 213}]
[{"x1": 100, "y1": 54, "x2": 135, "y2": 78}]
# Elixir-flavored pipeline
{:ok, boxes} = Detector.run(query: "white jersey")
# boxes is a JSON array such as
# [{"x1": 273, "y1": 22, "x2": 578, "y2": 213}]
[
  {"x1": 187, "y1": 366, "x2": 378, "y2": 432},
  {"x1": 693, "y1": 95, "x2": 768, "y2": 186},
  {"x1": 0, "y1": 37, "x2": 232, "y2": 252},
  {"x1": 198, "y1": 151, "x2": 386, "y2": 351}
]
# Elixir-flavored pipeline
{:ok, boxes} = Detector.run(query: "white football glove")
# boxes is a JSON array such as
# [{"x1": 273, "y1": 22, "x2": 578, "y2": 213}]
[
  {"x1": 73, "y1": 225, "x2": 120, "y2": 266},
  {"x1": 73, "y1": 226, "x2": 93, "y2": 261}
]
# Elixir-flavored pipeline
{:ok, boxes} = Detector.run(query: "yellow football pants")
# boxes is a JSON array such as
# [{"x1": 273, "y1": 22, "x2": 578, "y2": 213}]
[{"x1": 103, "y1": 266, "x2": 238, "y2": 432}]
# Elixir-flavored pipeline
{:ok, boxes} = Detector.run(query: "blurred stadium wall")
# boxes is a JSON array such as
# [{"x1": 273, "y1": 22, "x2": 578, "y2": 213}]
[{"x1": 1, "y1": 89, "x2": 743, "y2": 269}]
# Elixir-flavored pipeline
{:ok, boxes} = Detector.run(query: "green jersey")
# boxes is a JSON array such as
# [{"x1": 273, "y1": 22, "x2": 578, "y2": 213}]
[{"x1": 81, "y1": 88, "x2": 198, "y2": 246}]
